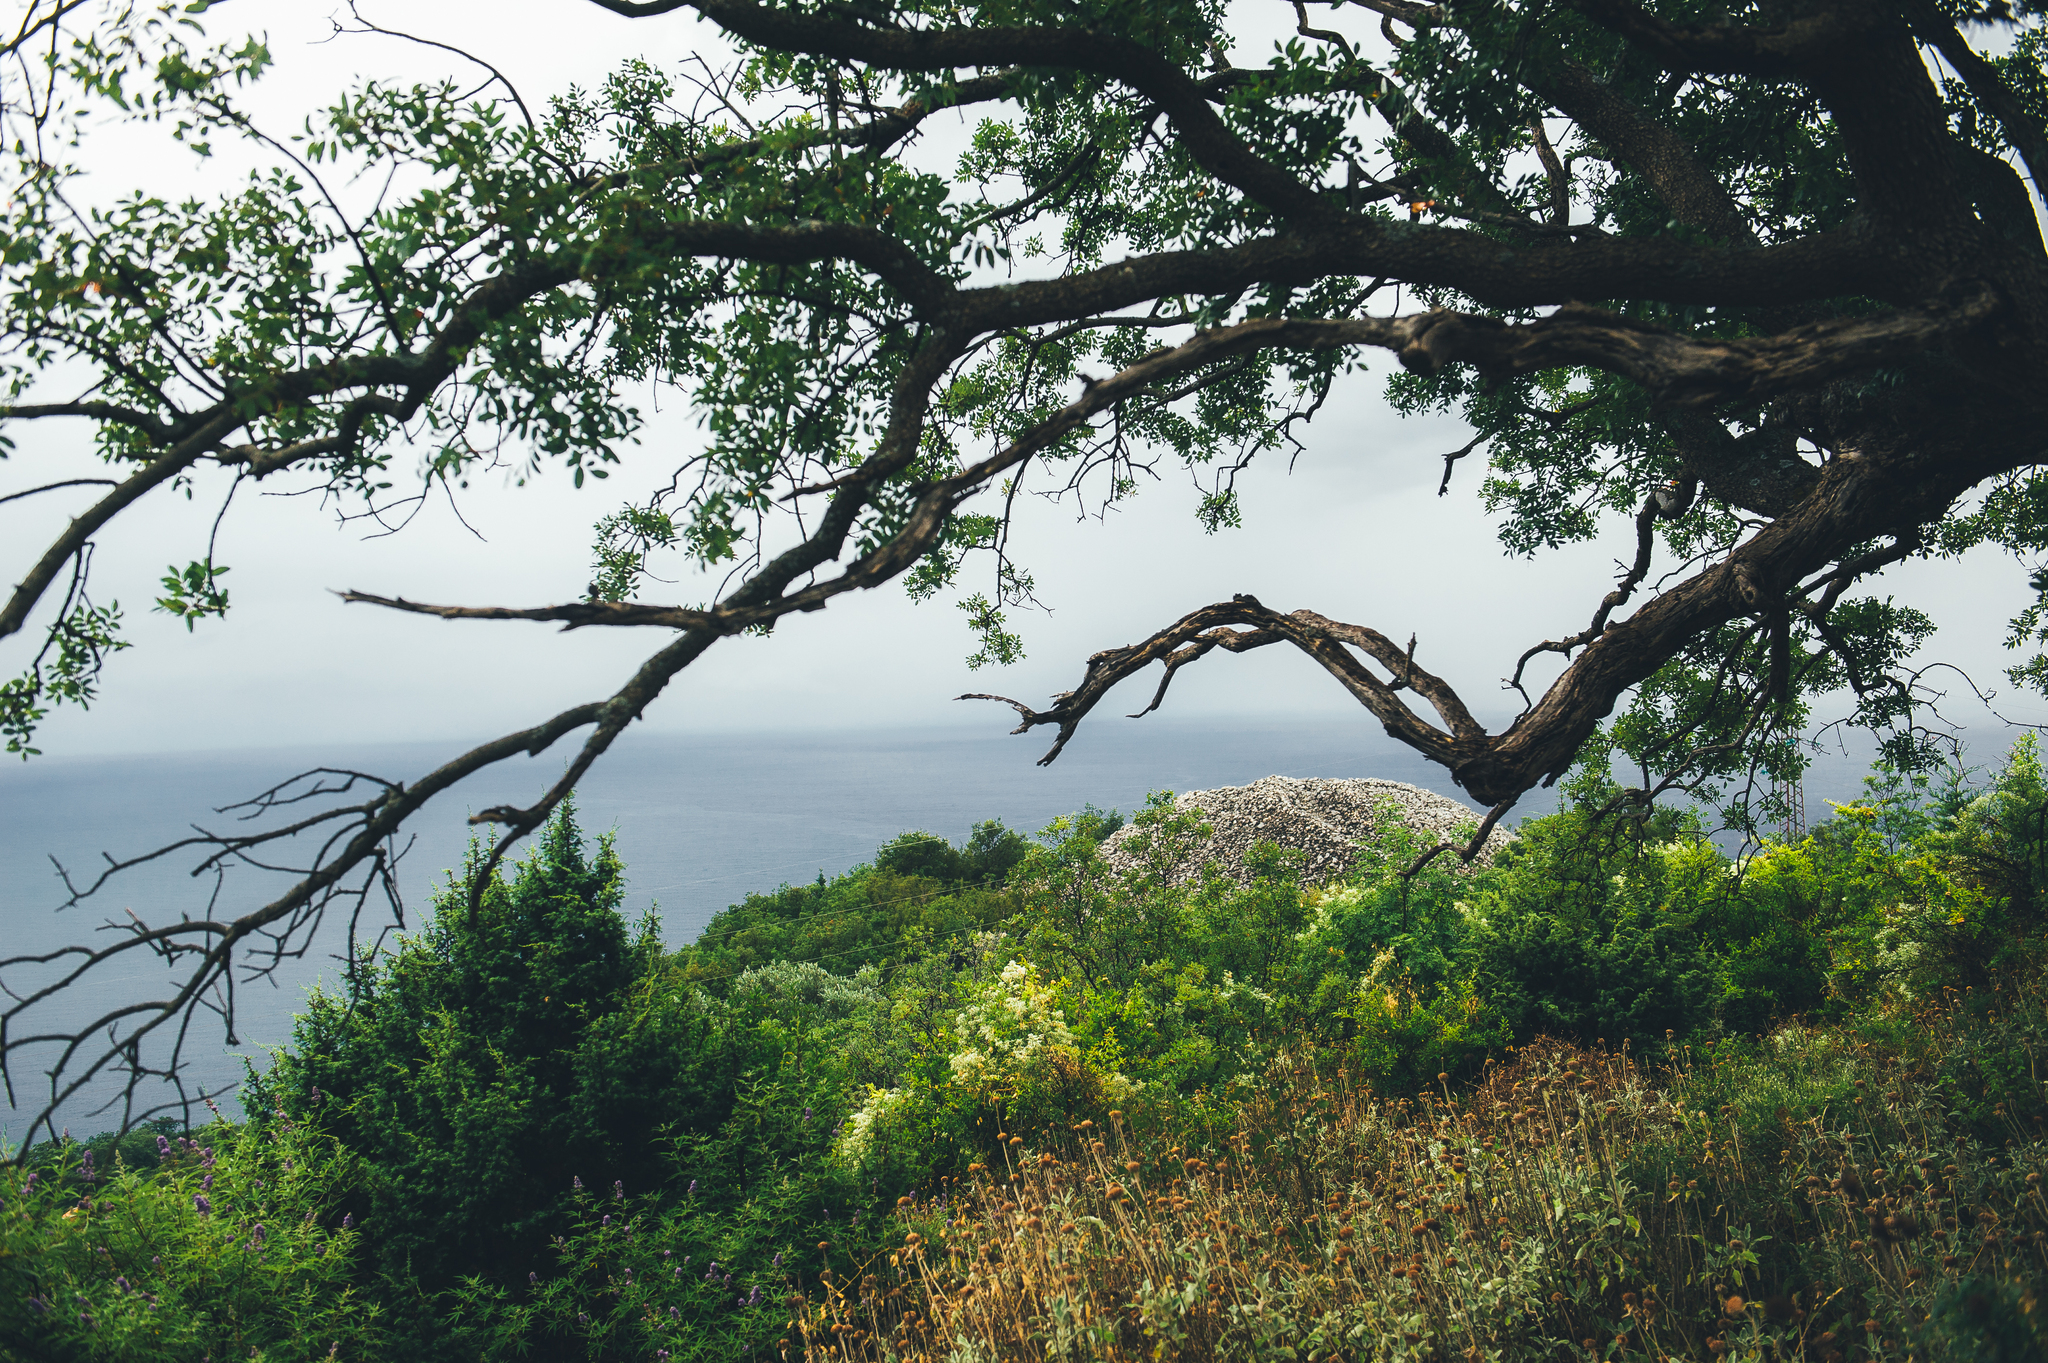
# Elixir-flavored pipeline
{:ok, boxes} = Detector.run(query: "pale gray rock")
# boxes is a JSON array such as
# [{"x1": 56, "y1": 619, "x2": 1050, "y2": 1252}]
[{"x1": 1098, "y1": 775, "x2": 1508, "y2": 886}]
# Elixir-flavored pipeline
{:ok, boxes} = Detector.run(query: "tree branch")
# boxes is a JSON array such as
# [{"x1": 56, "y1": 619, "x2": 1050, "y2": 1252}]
[
  {"x1": 980, "y1": 401, "x2": 2004, "y2": 808},
  {"x1": 1569, "y1": 0, "x2": 1871, "y2": 75},
  {"x1": 1507, "y1": 493, "x2": 1663, "y2": 707},
  {"x1": 1531, "y1": 59, "x2": 1758, "y2": 246},
  {"x1": 1912, "y1": 7, "x2": 2048, "y2": 196},
  {"x1": 2, "y1": 698, "x2": 607, "y2": 1144},
  {"x1": 0, "y1": 477, "x2": 117, "y2": 507},
  {"x1": 0, "y1": 399, "x2": 177, "y2": 442},
  {"x1": 0, "y1": 417, "x2": 239, "y2": 643},
  {"x1": 338, "y1": 590, "x2": 719, "y2": 632},
  {"x1": 596, "y1": 0, "x2": 1336, "y2": 221}
]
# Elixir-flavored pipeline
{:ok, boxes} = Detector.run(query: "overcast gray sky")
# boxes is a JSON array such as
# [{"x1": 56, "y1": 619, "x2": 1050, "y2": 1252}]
[{"x1": 5, "y1": 0, "x2": 2042, "y2": 768}]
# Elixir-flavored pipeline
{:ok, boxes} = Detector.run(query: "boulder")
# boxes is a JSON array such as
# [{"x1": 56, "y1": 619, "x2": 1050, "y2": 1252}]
[{"x1": 1098, "y1": 775, "x2": 1507, "y2": 886}]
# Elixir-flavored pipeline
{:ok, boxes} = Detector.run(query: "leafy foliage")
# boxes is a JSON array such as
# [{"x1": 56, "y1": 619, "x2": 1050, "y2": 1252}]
[
  {"x1": 1, "y1": 1114, "x2": 384, "y2": 1361},
  {"x1": 25, "y1": 731, "x2": 2048, "y2": 1358}
]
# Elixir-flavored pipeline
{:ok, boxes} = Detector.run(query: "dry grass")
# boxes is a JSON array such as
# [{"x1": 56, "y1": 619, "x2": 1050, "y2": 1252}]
[{"x1": 784, "y1": 1005, "x2": 2048, "y2": 1363}]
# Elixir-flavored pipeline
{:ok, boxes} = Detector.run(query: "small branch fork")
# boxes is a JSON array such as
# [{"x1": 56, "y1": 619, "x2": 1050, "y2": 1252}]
[
  {"x1": 0, "y1": 702, "x2": 602, "y2": 1146},
  {"x1": 1506, "y1": 488, "x2": 1672, "y2": 710}
]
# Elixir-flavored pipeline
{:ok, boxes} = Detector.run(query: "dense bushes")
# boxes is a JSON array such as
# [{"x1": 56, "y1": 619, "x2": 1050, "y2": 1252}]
[
  {"x1": 10, "y1": 741, "x2": 2048, "y2": 1361},
  {"x1": 0, "y1": 1112, "x2": 384, "y2": 1360},
  {"x1": 240, "y1": 806, "x2": 735, "y2": 1301},
  {"x1": 674, "y1": 820, "x2": 1036, "y2": 985}
]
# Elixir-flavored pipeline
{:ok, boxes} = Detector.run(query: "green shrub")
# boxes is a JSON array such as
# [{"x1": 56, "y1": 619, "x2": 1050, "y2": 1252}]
[
  {"x1": 0, "y1": 1116, "x2": 382, "y2": 1362},
  {"x1": 243, "y1": 803, "x2": 730, "y2": 1297},
  {"x1": 1465, "y1": 807, "x2": 1725, "y2": 1050},
  {"x1": 675, "y1": 818, "x2": 1038, "y2": 987}
]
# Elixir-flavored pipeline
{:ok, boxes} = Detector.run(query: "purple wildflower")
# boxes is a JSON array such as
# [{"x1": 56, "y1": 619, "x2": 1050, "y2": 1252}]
[
  {"x1": 663, "y1": 1249, "x2": 672, "y2": 1260},
  {"x1": 252, "y1": 1224, "x2": 266, "y2": 1246},
  {"x1": 310, "y1": 1086, "x2": 322, "y2": 1103},
  {"x1": 577, "y1": 1313, "x2": 589, "y2": 1326},
  {"x1": 341, "y1": 1213, "x2": 354, "y2": 1230},
  {"x1": 193, "y1": 1193, "x2": 211, "y2": 1216},
  {"x1": 114, "y1": 1277, "x2": 130, "y2": 1293},
  {"x1": 804, "y1": 1106, "x2": 814, "y2": 1121},
  {"x1": 658, "y1": 1352, "x2": 672, "y2": 1361},
  {"x1": 614, "y1": 1179, "x2": 624, "y2": 1200},
  {"x1": 673, "y1": 1267, "x2": 682, "y2": 1281},
  {"x1": 746, "y1": 1285, "x2": 762, "y2": 1306},
  {"x1": 724, "y1": 1273, "x2": 733, "y2": 1288},
  {"x1": 573, "y1": 1175, "x2": 584, "y2": 1192},
  {"x1": 773, "y1": 1252, "x2": 783, "y2": 1268},
  {"x1": 670, "y1": 1306, "x2": 681, "y2": 1321},
  {"x1": 687, "y1": 1179, "x2": 698, "y2": 1195},
  {"x1": 201, "y1": 1173, "x2": 213, "y2": 1192},
  {"x1": 26, "y1": 1295, "x2": 48, "y2": 1315},
  {"x1": 623, "y1": 1268, "x2": 633, "y2": 1284},
  {"x1": 23, "y1": 1173, "x2": 35, "y2": 1192},
  {"x1": 529, "y1": 1272, "x2": 539, "y2": 1285},
  {"x1": 157, "y1": 1135, "x2": 172, "y2": 1159},
  {"x1": 602, "y1": 1214, "x2": 611, "y2": 1229}
]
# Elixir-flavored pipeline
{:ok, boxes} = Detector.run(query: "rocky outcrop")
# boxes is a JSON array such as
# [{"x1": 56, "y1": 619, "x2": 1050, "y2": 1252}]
[{"x1": 1098, "y1": 775, "x2": 1507, "y2": 886}]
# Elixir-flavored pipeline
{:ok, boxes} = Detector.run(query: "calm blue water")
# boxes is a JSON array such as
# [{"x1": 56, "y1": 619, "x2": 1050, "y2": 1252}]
[{"x1": 0, "y1": 715, "x2": 1892, "y2": 1137}]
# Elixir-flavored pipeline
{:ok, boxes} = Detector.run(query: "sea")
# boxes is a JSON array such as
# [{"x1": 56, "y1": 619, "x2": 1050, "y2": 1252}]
[{"x1": 0, "y1": 716, "x2": 1897, "y2": 1139}]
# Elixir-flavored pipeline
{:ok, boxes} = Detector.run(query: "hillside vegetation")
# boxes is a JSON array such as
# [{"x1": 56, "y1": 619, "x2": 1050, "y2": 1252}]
[{"x1": 6, "y1": 746, "x2": 2048, "y2": 1362}]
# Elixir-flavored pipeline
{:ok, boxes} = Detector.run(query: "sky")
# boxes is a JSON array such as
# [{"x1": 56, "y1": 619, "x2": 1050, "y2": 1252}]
[{"x1": 4, "y1": 0, "x2": 2044, "y2": 775}]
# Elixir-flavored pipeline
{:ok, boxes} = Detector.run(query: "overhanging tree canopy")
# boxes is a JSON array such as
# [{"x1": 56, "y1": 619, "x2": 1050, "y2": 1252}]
[{"x1": 1, "y1": 0, "x2": 2044, "y2": 1137}]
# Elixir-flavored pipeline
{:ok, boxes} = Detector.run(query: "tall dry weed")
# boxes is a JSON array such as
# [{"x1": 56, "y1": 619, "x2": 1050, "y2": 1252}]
[{"x1": 782, "y1": 1010, "x2": 2048, "y2": 1363}]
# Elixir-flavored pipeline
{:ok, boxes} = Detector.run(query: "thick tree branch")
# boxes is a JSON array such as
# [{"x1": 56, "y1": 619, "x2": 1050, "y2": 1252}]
[
  {"x1": 985, "y1": 400, "x2": 2012, "y2": 808},
  {"x1": 1913, "y1": 8, "x2": 2048, "y2": 196},
  {"x1": 1569, "y1": 0, "x2": 1871, "y2": 75},
  {"x1": 1531, "y1": 59, "x2": 1758, "y2": 246},
  {"x1": 962, "y1": 593, "x2": 1485, "y2": 770},
  {"x1": 1339, "y1": 0, "x2": 1445, "y2": 31},
  {"x1": 1664, "y1": 412, "x2": 1820, "y2": 519},
  {"x1": 593, "y1": 0, "x2": 1334, "y2": 221},
  {"x1": 1530, "y1": 117, "x2": 1571, "y2": 227}
]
